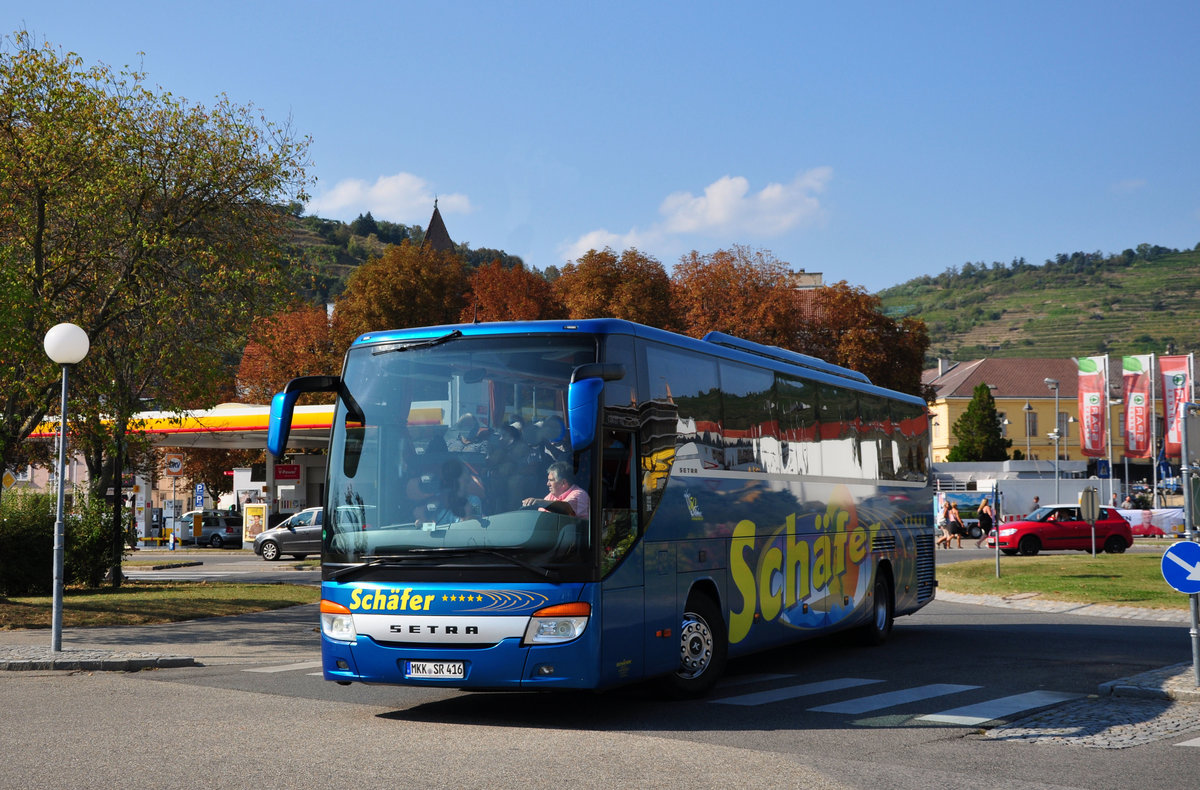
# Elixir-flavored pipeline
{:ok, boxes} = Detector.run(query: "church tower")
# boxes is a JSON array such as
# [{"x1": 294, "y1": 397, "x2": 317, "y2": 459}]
[{"x1": 421, "y1": 199, "x2": 455, "y2": 253}]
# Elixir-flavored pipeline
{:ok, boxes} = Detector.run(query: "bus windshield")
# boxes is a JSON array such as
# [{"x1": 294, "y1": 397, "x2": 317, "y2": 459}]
[{"x1": 325, "y1": 333, "x2": 597, "y2": 578}]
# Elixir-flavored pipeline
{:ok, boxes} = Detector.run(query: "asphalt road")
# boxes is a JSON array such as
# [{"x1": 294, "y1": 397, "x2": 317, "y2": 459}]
[{"x1": 3, "y1": 577, "x2": 1199, "y2": 789}]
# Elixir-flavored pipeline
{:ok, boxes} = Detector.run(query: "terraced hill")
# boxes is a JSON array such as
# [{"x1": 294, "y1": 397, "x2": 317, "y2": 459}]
[{"x1": 877, "y1": 246, "x2": 1200, "y2": 359}]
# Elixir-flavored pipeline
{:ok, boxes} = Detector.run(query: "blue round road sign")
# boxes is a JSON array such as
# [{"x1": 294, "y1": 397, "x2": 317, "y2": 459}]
[{"x1": 1161, "y1": 541, "x2": 1200, "y2": 595}]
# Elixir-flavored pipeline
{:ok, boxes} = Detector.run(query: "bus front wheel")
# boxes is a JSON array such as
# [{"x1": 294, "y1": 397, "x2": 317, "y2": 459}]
[{"x1": 668, "y1": 594, "x2": 727, "y2": 698}]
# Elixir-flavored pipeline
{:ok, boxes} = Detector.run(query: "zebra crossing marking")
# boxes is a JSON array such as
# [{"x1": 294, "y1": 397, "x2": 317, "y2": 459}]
[
  {"x1": 712, "y1": 677, "x2": 883, "y2": 706},
  {"x1": 808, "y1": 683, "x2": 980, "y2": 714},
  {"x1": 917, "y1": 690, "x2": 1081, "y2": 726}
]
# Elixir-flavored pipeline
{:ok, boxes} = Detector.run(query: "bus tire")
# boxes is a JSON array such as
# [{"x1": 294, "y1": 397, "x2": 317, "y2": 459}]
[
  {"x1": 859, "y1": 571, "x2": 894, "y2": 646},
  {"x1": 668, "y1": 594, "x2": 727, "y2": 698}
]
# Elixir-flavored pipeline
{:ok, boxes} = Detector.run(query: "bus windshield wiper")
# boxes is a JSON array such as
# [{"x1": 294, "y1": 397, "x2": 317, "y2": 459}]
[
  {"x1": 328, "y1": 556, "x2": 409, "y2": 581},
  {"x1": 398, "y1": 547, "x2": 560, "y2": 581},
  {"x1": 372, "y1": 330, "x2": 462, "y2": 356}
]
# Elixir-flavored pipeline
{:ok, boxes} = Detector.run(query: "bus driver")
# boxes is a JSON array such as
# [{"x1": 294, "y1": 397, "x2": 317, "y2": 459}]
[{"x1": 522, "y1": 461, "x2": 590, "y2": 518}]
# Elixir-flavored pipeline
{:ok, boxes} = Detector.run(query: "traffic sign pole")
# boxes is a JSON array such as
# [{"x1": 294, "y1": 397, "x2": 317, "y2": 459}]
[
  {"x1": 1176, "y1": 404, "x2": 1200, "y2": 685},
  {"x1": 1080, "y1": 486, "x2": 1099, "y2": 557}
]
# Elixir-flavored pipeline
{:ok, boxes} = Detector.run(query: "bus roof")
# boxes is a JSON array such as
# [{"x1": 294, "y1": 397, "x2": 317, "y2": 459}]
[{"x1": 351, "y1": 319, "x2": 926, "y2": 407}]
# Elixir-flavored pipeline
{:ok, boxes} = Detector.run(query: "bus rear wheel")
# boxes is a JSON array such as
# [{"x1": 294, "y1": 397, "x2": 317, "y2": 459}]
[
  {"x1": 859, "y1": 572, "x2": 894, "y2": 646},
  {"x1": 668, "y1": 594, "x2": 727, "y2": 698}
]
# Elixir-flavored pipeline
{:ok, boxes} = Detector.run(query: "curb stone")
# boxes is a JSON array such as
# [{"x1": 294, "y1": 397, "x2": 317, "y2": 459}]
[{"x1": 0, "y1": 645, "x2": 196, "y2": 671}]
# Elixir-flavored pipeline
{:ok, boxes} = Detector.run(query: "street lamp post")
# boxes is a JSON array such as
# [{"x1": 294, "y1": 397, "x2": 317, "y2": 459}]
[
  {"x1": 1045, "y1": 378, "x2": 1060, "y2": 501},
  {"x1": 1023, "y1": 401, "x2": 1034, "y2": 460},
  {"x1": 43, "y1": 323, "x2": 89, "y2": 652}
]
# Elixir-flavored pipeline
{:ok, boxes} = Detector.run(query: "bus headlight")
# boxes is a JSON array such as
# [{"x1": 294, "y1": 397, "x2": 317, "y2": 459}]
[
  {"x1": 321, "y1": 599, "x2": 357, "y2": 642},
  {"x1": 523, "y1": 602, "x2": 590, "y2": 645}
]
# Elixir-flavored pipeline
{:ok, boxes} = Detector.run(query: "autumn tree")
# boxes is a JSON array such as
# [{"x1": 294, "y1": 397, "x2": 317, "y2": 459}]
[
  {"x1": 332, "y1": 242, "x2": 467, "y2": 347},
  {"x1": 553, "y1": 247, "x2": 673, "y2": 328},
  {"x1": 801, "y1": 281, "x2": 931, "y2": 397},
  {"x1": 238, "y1": 304, "x2": 342, "y2": 403},
  {"x1": 460, "y1": 260, "x2": 565, "y2": 322},
  {"x1": 173, "y1": 446, "x2": 261, "y2": 502},
  {"x1": 671, "y1": 245, "x2": 801, "y2": 343}
]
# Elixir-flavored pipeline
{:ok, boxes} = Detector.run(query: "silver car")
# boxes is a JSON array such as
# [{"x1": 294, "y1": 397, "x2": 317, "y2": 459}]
[
  {"x1": 253, "y1": 507, "x2": 323, "y2": 561},
  {"x1": 178, "y1": 510, "x2": 243, "y2": 548}
]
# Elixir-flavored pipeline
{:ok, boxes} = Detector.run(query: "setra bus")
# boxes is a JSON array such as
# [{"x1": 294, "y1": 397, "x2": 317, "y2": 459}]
[{"x1": 267, "y1": 319, "x2": 934, "y2": 696}]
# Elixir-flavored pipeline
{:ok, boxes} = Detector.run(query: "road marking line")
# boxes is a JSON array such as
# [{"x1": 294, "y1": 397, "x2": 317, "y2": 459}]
[
  {"x1": 809, "y1": 683, "x2": 980, "y2": 714},
  {"x1": 1176, "y1": 735, "x2": 1200, "y2": 748},
  {"x1": 244, "y1": 660, "x2": 323, "y2": 673},
  {"x1": 712, "y1": 677, "x2": 883, "y2": 706},
  {"x1": 716, "y1": 673, "x2": 795, "y2": 688},
  {"x1": 917, "y1": 690, "x2": 1080, "y2": 725}
]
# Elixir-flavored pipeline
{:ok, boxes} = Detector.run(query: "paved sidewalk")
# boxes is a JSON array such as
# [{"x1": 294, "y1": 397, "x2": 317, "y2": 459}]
[{"x1": 0, "y1": 603, "x2": 320, "y2": 671}]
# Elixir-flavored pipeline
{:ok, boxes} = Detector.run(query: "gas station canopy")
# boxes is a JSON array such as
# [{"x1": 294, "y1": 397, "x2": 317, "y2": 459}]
[{"x1": 32, "y1": 403, "x2": 334, "y2": 451}]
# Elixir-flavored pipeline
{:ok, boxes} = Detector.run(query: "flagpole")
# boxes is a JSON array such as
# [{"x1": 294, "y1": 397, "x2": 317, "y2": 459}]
[
  {"x1": 1151, "y1": 354, "x2": 1158, "y2": 507},
  {"x1": 1106, "y1": 355, "x2": 1114, "y2": 505}
]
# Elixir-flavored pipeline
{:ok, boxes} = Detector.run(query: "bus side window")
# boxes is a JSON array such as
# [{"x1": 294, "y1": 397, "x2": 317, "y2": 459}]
[{"x1": 601, "y1": 428, "x2": 639, "y2": 573}]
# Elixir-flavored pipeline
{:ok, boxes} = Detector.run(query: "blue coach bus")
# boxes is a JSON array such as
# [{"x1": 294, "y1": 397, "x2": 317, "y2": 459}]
[{"x1": 268, "y1": 319, "x2": 934, "y2": 696}]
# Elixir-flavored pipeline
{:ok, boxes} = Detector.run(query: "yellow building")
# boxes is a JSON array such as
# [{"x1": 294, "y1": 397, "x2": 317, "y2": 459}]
[{"x1": 924, "y1": 358, "x2": 1156, "y2": 472}]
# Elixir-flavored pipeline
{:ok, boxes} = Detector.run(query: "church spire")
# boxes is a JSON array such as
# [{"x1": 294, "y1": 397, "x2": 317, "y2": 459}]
[{"x1": 422, "y1": 200, "x2": 454, "y2": 252}]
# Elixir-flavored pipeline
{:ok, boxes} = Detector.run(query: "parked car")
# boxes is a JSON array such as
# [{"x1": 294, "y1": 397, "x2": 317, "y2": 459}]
[
  {"x1": 986, "y1": 504, "x2": 1132, "y2": 556},
  {"x1": 253, "y1": 507, "x2": 323, "y2": 561},
  {"x1": 178, "y1": 509, "x2": 243, "y2": 548}
]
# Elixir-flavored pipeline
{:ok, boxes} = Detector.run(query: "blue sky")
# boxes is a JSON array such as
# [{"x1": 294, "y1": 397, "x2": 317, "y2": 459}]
[{"x1": 10, "y1": 1, "x2": 1200, "y2": 292}]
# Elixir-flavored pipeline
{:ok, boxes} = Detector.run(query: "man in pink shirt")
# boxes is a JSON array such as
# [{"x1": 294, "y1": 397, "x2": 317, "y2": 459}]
[{"x1": 523, "y1": 461, "x2": 590, "y2": 518}]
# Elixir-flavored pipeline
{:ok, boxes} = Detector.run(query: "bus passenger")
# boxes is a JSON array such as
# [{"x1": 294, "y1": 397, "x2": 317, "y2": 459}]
[{"x1": 523, "y1": 461, "x2": 590, "y2": 519}]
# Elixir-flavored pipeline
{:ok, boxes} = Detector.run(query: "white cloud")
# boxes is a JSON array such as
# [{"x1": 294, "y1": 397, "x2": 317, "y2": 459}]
[
  {"x1": 560, "y1": 168, "x2": 831, "y2": 263},
  {"x1": 559, "y1": 227, "x2": 666, "y2": 264},
  {"x1": 305, "y1": 172, "x2": 472, "y2": 222}
]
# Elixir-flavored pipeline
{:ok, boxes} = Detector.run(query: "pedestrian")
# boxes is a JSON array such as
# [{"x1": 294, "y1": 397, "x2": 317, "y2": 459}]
[
  {"x1": 935, "y1": 501, "x2": 952, "y2": 548},
  {"x1": 947, "y1": 503, "x2": 966, "y2": 548},
  {"x1": 1031, "y1": 495, "x2": 1040, "y2": 514},
  {"x1": 975, "y1": 497, "x2": 995, "y2": 548}
]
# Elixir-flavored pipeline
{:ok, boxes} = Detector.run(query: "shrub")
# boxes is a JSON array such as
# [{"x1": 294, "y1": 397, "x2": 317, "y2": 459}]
[
  {"x1": 67, "y1": 493, "x2": 133, "y2": 588},
  {"x1": 0, "y1": 490, "x2": 134, "y2": 595},
  {"x1": 0, "y1": 491, "x2": 55, "y2": 596}
]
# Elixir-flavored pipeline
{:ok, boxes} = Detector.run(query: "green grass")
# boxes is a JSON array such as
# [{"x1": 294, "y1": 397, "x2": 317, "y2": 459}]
[
  {"x1": 0, "y1": 581, "x2": 319, "y2": 630},
  {"x1": 936, "y1": 551, "x2": 1186, "y2": 610},
  {"x1": 0, "y1": 552, "x2": 1186, "y2": 631}
]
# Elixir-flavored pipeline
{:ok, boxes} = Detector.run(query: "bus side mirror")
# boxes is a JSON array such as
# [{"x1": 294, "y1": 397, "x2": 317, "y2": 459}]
[
  {"x1": 567, "y1": 378, "x2": 604, "y2": 452},
  {"x1": 566, "y1": 364, "x2": 625, "y2": 452},
  {"x1": 268, "y1": 375, "x2": 342, "y2": 458}
]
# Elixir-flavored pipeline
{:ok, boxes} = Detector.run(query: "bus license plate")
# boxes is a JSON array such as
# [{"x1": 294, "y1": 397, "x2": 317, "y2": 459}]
[{"x1": 404, "y1": 660, "x2": 465, "y2": 679}]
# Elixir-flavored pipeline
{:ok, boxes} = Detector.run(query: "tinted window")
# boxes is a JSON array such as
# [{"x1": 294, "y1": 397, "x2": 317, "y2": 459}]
[
  {"x1": 719, "y1": 361, "x2": 775, "y2": 472},
  {"x1": 819, "y1": 383, "x2": 861, "y2": 477},
  {"x1": 640, "y1": 342, "x2": 720, "y2": 510},
  {"x1": 776, "y1": 374, "x2": 820, "y2": 476},
  {"x1": 892, "y1": 399, "x2": 929, "y2": 482}
]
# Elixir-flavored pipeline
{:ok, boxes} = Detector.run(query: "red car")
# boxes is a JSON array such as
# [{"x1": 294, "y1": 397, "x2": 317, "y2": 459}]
[{"x1": 987, "y1": 504, "x2": 1133, "y2": 556}]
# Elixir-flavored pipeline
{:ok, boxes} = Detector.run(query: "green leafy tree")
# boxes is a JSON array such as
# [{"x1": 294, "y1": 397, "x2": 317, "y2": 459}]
[
  {"x1": 947, "y1": 383, "x2": 1012, "y2": 461},
  {"x1": 0, "y1": 31, "x2": 310, "y2": 581}
]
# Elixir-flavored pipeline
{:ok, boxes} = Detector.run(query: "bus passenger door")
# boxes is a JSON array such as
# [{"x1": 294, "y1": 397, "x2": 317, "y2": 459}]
[{"x1": 599, "y1": 428, "x2": 647, "y2": 686}]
